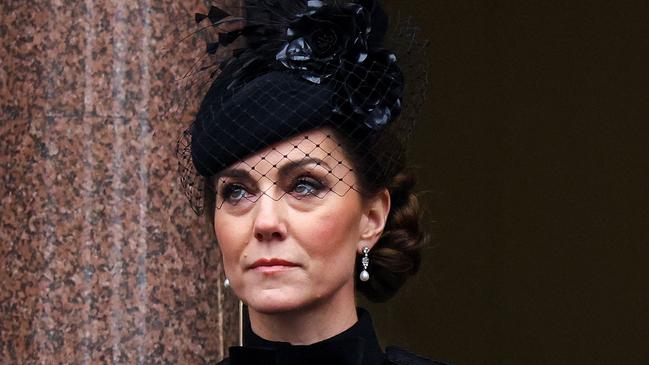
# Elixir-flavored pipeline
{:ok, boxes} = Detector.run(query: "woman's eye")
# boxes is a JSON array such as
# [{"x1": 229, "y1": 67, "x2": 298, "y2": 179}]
[
  {"x1": 291, "y1": 177, "x2": 324, "y2": 197},
  {"x1": 221, "y1": 184, "x2": 250, "y2": 203}
]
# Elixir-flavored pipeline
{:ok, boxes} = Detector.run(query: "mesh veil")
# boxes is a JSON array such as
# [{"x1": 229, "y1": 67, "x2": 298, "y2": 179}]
[{"x1": 175, "y1": 0, "x2": 429, "y2": 215}]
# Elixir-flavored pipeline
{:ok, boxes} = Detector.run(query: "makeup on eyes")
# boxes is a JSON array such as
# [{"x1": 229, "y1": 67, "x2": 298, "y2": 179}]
[
  {"x1": 220, "y1": 182, "x2": 255, "y2": 204},
  {"x1": 217, "y1": 173, "x2": 330, "y2": 204},
  {"x1": 216, "y1": 158, "x2": 335, "y2": 204}
]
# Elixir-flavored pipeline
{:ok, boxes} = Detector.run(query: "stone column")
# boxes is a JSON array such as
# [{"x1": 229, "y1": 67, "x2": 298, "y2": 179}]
[{"x1": 0, "y1": 1, "x2": 240, "y2": 364}]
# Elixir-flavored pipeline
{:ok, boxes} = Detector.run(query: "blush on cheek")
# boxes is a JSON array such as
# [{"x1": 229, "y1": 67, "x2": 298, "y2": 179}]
[
  {"x1": 303, "y1": 211, "x2": 360, "y2": 255},
  {"x1": 311, "y1": 218, "x2": 339, "y2": 239}
]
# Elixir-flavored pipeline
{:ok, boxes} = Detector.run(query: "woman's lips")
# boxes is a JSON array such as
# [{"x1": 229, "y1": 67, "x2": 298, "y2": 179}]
[{"x1": 249, "y1": 258, "x2": 300, "y2": 273}]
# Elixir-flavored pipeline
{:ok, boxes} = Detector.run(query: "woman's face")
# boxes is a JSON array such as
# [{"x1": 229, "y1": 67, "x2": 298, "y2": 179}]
[{"x1": 213, "y1": 128, "x2": 387, "y2": 314}]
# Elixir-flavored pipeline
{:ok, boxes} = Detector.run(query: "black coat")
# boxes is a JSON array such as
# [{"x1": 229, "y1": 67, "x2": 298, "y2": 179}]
[{"x1": 217, "y1": 308, "x2": 450, "y2": 365}]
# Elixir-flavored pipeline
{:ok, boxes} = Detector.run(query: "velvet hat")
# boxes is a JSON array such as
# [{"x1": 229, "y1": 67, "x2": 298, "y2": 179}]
[{"x1": 177, "y1": 0, "x2": 427, "y2": 214}]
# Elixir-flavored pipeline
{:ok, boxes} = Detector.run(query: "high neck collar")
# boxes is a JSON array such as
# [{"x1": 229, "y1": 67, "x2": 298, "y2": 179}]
[{"x1": 229, "y1": 308, "x2": 387, "y2": 365}]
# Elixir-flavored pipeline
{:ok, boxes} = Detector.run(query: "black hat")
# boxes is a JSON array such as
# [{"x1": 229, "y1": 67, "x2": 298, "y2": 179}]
[{"x1": 177, "y1": 0, "x2": 427, "y2": 214}]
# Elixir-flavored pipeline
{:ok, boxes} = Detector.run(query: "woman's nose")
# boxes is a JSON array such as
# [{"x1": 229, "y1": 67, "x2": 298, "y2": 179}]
[{"x1": 252, "y1": 193, "x2": 287, "y2": 242}]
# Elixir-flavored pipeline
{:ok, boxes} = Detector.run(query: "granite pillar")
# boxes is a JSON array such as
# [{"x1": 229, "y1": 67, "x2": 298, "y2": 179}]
[{"x1": 1, "y1": 1, "x2": 240, "y2": 364}]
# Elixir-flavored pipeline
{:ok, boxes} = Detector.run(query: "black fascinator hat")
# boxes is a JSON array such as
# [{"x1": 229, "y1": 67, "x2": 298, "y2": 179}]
[{"x1": 177, "y1": 0, "x2": 428, "y2": 215}]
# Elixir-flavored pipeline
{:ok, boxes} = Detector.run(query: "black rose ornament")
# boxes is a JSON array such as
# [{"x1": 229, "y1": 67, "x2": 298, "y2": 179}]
[
  {"x1": 275, "y1": 0, "x2": 404, "y2": 131},
  {"x1": 276, "y1": 2, "x2": 371, "y2": 79}
]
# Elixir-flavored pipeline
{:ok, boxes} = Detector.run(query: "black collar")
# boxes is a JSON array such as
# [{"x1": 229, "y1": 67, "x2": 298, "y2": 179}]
[{"x1": 227, "y1": 308, "x2": 387, "y2": 365}]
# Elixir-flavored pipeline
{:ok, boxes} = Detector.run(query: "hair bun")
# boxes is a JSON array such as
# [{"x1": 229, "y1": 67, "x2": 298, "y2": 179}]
[{"x1": 355, "y1": 169, "x2": 426, "y2": 302}]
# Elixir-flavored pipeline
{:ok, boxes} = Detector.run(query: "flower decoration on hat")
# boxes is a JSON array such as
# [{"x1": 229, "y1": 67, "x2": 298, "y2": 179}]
[
  {"x1": 275, "y1": 0, "x2": 404, "y2": 130},
  {"x1": 275, "y1": 1, "x2": 370, "y2": 80}
]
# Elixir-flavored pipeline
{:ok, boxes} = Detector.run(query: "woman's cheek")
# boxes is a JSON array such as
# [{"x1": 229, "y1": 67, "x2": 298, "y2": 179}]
[
  {"x1": 215, "y1": 217, "x2": 247, "y2": 269},
  {"x1": 299, "y1": 210, "x2": 359, "y2": 255}
]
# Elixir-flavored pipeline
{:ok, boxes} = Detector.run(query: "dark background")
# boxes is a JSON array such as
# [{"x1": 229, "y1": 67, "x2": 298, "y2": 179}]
[{"x1": 361, "y1": 1, "x2": 649, "y2": 364}]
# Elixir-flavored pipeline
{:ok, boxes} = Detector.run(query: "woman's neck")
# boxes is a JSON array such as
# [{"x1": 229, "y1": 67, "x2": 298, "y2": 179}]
[{"x1": 247, "y1": 287, "x2": 358, "y2": 345}]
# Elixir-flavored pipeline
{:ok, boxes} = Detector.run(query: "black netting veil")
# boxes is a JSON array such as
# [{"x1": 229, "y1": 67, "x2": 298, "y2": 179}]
[{"x1": 175, "y1": 0, "x2": 429, "y2": 215}]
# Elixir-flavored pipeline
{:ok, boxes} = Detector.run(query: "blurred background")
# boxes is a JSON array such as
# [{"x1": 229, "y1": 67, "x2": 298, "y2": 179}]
[
  {"x1": 366, "y1": 1, "x2": 649, "y2": 364},
  {"x1": 2, "y1": 0, "x2": 648, "y2": 364}
]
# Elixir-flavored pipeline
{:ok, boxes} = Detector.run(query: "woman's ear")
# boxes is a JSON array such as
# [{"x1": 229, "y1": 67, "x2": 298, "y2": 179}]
[{"x1": 358, "y1": 188, "x2": 391, "y2": 252}]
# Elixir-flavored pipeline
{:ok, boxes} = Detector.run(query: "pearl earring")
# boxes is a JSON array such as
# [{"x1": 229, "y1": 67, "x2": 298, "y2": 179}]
[
  {"x1": 359, "y1": 247, "x2": 370, "y2": 282},
  {"x1": 224, "y1": 278, "x2": 230, "y2": 288}
]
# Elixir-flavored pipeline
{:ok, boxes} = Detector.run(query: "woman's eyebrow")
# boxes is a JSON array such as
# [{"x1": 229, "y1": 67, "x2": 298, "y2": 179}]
[
  {"x1": 277, "y1": 157, "x2": 332, "y2": 175},
  {"x1": 216, "y1": 168, "x2": 256, "y2": 184},
  {"x1": 218, "y1": 157, "x2": 333, "y2": 182}
]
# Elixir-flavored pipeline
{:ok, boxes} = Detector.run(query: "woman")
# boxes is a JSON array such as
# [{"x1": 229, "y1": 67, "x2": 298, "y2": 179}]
[{"x1": 178, "y1": 0, "x2": 447, "y2": 364}]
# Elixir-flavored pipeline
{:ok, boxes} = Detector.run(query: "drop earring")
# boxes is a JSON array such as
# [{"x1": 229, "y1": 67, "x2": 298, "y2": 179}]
[
  {"x1": 224, "y1": 277, "x2": 230, "y2": 288},
  {"x1": 359, "y1": 247, "x2": 370, "y2": 282}
]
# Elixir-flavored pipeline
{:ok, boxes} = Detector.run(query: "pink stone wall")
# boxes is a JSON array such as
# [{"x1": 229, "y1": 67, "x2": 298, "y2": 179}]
[{"x1": 1, "y1": 1, "x2": 240, "y2": 363}]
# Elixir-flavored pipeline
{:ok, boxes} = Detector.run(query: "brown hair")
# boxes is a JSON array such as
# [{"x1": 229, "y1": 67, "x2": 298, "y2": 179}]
[{"x1": 332, "y1": 129, "x2": 426, "y2": 302}]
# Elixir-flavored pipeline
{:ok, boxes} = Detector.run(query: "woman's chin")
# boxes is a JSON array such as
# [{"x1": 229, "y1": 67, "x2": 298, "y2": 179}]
[{"x1": 244, "y1": 289, "x2": 310, "y2": 315}]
